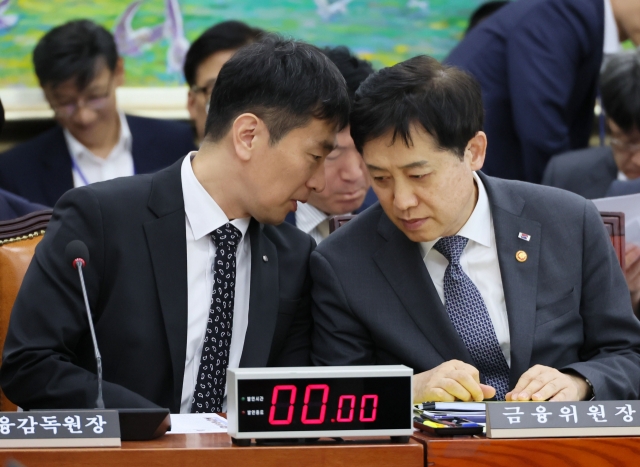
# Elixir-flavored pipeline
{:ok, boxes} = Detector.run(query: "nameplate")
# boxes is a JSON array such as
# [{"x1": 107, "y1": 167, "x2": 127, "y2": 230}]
[
  {"x1": 0, "y1": 410, "x2": 120, "y2": 448},
  {"x1": 487, "y1": 401, "x2": 640, "y2": 438}
]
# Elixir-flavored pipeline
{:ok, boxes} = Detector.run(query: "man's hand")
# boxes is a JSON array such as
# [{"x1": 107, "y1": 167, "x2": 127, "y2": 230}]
[
  {"x1": 413, "y1": 360, "x2": 495, "y2": 403},
  {"x1": 625, "y1": 243, "x2": 640, "y2": 315},
  {"x1": 505, "y1": 365, "x2": 589, "y2": 402}
]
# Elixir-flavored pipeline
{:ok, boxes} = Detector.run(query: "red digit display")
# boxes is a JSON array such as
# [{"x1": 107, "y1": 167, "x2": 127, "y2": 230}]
[
  {"x1": 336, "y1": 395, "x2": 356, "y2": 422},
  {"x1": 300, "y1": 384, "x2": 329, "y2": 424},
  {"x1": 268, "y1": 385, "x2": 297, "y2": 425},
  {"x1": 359, "y1": 394, "x2": 378, "y2": 422}
]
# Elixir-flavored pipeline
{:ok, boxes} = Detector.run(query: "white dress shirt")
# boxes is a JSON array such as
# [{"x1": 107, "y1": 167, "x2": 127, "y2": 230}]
[
  {"x1": 64, "y1": 111, "x2": 135, "y2": 187},
  {"x1": 420, "y1": 172, "x2": 511, "y2": 366},
  {"x1": 180, "y1": 153, "x2": 252, "y2": 413},
  {"x1": 295, "y1": 202, "x2": 331, "y2": 244},
  {"x1": 603, "y1": 0, "x2": 621, "y2": 56}
]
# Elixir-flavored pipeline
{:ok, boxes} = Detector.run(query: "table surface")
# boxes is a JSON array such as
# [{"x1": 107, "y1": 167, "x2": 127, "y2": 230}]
[
  {"x1": 0, "y1": 433, "x2": 425, "y2": 467},
  {"x1": 412, "y1": 430, "x2": 640, "y2": 467}
]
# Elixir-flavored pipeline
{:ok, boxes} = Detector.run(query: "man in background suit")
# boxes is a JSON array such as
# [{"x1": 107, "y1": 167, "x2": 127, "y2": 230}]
[
  {"x1": 0, "y1": 20, "x2": 196, "y2": 207},
  {"x1": 0, "y1": 98, "x2": 47, "y2": 220},
  {"x1": 543, "y1": 51, "x2": 640, "y2": 315},
  {"x1": 184, "y1": 20, "x2": 264, "y2": 145},
  {"x1": 543, "y1": 51, "x2": 640, "y2": 200},
  {"x1": 285, "y1": 46, "x2": 375, "y2": 244},
  {"x1": 0, "y1": 37, "x2": 350, "y2": 413},
  {"x1": 445, "y1": 0, "x2": 640, "y2": 183},
  {"x1": 311, "y1": 56, "x2": 640, "y2": 403}
]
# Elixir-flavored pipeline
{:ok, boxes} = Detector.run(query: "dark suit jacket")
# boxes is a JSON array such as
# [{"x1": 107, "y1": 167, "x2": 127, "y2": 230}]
[
  {"x1": 311, "y1": 173, "x2": 640, "y2": 400},
  {"x1": 542, "y1": 146, "x2": 617, "y2": 199},
  {"x1": 284, "y1": 188, "x2": 378, "y2": 226},
  {"x1": 0, "y1": 158, "x2": 314, "y2": 412},
  {"x1": 0, "y1": 188, "x2": 47, "y2": 221},
  {"x1": 445, "y1": 0, "x2": 604, "y2": 183},
  {"x1": 0, "y1": 115, "x2": 196, "y2": 207},
  {"x1": 606, "y1": 178, "x2": 640, "y2": 197}
]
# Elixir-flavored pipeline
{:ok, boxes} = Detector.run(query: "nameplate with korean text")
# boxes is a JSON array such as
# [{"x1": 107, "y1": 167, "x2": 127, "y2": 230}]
[
  {"x1": 0, "y1": 410, "x2": 120, "y2": 448},
  {"x1": 486, "y1": 401, "x2": 640, "y2": 438}
]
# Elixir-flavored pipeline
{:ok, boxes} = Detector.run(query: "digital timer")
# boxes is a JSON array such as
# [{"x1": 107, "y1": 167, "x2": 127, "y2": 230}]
[{"x1": 227, "y1": 366, "x2": 413, "y2": 442}]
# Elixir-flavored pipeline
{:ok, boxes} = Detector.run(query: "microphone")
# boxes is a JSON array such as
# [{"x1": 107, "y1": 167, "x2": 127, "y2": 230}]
[{"x1": 65, "y1": 240, "x2": 105, "y2": 409}]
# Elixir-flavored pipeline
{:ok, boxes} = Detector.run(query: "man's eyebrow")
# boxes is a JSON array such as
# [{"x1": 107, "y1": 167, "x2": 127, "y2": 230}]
[
  {"x1": 317, "y1": 140, "x2": 337, "y2": 152},
  {"x1": 366, "y1": 164, "x2": 385, "y2": 171},
  {"x1": 399, "y1": 160, "x2": 429, "y2": 169}
]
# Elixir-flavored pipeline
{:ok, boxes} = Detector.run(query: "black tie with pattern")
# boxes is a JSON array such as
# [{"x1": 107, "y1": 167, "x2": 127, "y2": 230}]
[{"x1": 191, "y1": 223, "x2": 242, "y2": 413}]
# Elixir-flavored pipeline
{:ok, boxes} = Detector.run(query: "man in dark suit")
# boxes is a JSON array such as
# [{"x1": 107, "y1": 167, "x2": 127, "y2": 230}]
[
  {"x1": 0, "y1": 37, "x2": 350, "y2": 413},
  {"x1": 0, "y1": 99, "x2": 48, "y2": 220},
  {"x1": 311, "y1": 56, "x2": 640, "y2": 403},
  {"x1": 445, "y1": 0, "x2": 640, "y2": 183},
  {"x1": 0, "y1": 20, "x2": 195, "y2": 208},
  {"x1": 285, "y1": 46, "x2": 376, "y2": 243},
  {"x1": 543, "y1": 51, "x2": 640, "y2": 200}
]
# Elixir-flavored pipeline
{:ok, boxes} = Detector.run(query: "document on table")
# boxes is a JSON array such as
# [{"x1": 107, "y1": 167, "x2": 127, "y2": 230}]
[
  {"x1": 592, "y1": 193, "x2": 640, "y2": 244},
  {"x1": 168, "y1": 413, "x2": 228, "y2": 434}
]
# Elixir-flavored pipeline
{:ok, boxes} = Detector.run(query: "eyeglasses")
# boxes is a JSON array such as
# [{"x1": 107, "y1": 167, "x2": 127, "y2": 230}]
[
  {"x1": 190, "y1": 78, "x2": 217, "y2": 100},
  {"x1": 611, "y1": 138, "x2": 640, "y2": 155}
]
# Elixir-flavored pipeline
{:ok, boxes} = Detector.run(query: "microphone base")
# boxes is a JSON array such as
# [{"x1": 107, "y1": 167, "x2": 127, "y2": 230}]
[{"x1": 118, "y1": 408, "x2": 171, "y2": 441}]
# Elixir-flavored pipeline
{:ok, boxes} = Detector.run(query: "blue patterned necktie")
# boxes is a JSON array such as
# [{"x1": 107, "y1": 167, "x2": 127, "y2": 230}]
[
  {"x1": 191, "y1": 223, "x2": 242, "y2": 413},
  {"x1": 434, "y1": 235, "x2": 510, "y2": 400}
]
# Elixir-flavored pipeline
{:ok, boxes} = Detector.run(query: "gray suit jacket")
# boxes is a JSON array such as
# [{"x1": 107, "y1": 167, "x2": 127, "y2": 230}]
[
  {"x1": 311, "y1": 173, "x2": 640, "y2": 400},
  {"x1": 542, "y1": 146, "x2": 617, "y2": 199}
]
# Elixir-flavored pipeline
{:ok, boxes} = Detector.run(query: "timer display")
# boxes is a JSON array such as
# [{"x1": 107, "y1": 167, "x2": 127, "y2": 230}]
[{"x1": 237, "y1": 376, "x2": 409, "y2": 433}]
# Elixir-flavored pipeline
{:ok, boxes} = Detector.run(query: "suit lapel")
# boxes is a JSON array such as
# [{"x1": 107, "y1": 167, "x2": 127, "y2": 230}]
[
  {"x1": 143, "y1": 160, "x2": 189, "y2": 408},
  {"x1": 372, "y1": 214, "x2": 473, "y2": 363},
  {"x1": 240, "y1": 220, "x2": 280, "y2": 367},
  {"x1": 481, "y1": 173, "x2": 540, "y2": 387},
  {"x1": 42, "y1": 127, "x2": 74, "y2": 206}
]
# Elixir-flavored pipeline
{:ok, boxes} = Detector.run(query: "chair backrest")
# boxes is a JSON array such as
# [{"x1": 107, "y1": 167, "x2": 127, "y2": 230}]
[
  {"x1": 328, "y1": 214, "x2": 357, "y2": 234},
  {"x1": 600, "y1": 211, "x2": 625, "y2": 270},
  {"x1": 0, "y1": 209, "x2": 53, "y2": 411}
]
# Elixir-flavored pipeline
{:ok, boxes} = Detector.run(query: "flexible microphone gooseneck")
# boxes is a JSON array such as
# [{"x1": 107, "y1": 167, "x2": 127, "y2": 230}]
[{"x1": 65, "y1": 240, "x2": 105, "y2": 409}]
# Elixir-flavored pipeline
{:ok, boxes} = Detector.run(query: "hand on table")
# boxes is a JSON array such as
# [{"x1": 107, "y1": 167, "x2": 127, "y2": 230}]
[
  {"x1": 413, "y1": 359, "x2": 495, "y2": 403},
  {"x1": 505, "y1": 365, "x2": 589, "y2": 402}
]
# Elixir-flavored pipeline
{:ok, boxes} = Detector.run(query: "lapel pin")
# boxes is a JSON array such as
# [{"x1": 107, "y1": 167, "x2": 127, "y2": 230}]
[
  {"x1": 516, "y1": 250, "x2": 528, "y2": 262},
  {"x1": 262, "y1": 255, "x2": 268, "y2": 262},
  {"x1": 518, "y1": 232, "x2": 531, "y2": 241}
]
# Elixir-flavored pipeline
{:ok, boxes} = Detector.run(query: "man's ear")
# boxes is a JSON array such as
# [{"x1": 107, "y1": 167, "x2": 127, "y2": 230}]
[
  {"x1": 114, "y1": 57, "x2": 125, "y2": 87},
  {"x1": 186, "y1": 90, "x2": 198, "y2": 121},
  {"x1": 465, "y1": 131, "x2": 487, "y2": 171},
  {"x1": 232, "y1": 113, "x2": 264, "y2": 162}
]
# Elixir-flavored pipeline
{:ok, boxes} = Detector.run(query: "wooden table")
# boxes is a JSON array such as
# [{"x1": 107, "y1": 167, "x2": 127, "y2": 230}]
[
  {"x1": 412, "y1": 430, "x2": 640, "y2": 466},
  {"x1": 0, "y1": 433, "x2": 424, "y2": 467}
]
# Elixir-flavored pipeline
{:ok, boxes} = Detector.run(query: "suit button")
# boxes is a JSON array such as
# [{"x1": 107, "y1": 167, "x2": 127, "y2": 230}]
[{"x1": 262, "y1": 255, "x2": 268, "y2": 262}]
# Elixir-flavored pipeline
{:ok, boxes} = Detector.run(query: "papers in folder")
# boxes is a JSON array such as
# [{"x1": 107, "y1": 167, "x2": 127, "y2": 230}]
[
  {"x1": 415, "y1": 402, "x2": 486, "y2": 424},
  {"x1": 592, "y1": 193, "x2": 640, "y2": 244},
  {"x1": 168, "y1": 413, "x2": 228, "y2": 434}
]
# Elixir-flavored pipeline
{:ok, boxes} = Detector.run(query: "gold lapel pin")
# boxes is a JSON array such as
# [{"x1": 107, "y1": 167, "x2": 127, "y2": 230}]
[{"x1": 516, "y1": 250, "x2": 528, "y2": 262}]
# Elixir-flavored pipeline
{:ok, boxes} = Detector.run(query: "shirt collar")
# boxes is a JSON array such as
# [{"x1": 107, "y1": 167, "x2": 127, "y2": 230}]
[
  {"x1": 420, "y1": 172, "x2": 492, "y2": 258},
  {"x1": 603, "y1": 0, "x2": 621, "y2": 55},
  {"x1": 181, "y1": 153, "x2": 251, "y2": 241},
  {"x1": 295, "y1": 201, "x2": 329, "y2": 235},
  {"x1": 64, "y1": 110, "x2": 132, "y2": 163}
]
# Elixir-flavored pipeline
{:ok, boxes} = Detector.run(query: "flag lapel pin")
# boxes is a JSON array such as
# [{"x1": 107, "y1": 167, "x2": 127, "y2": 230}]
[{"x1": 518, "y1": 232, "x2": 531, "y2": 242}]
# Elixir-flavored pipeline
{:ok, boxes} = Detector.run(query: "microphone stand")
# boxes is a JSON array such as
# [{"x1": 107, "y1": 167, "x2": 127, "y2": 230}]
[{"x1": 75, "y1": 259, "x2": 105, "y2": 409}]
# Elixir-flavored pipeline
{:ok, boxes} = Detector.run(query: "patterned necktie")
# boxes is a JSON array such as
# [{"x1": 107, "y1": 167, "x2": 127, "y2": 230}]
[
  {"x1": 434, "y1": 235, "x2": 510, "y2": 400},
  {"x1": 191, "y1": 223, "x2": 242, "y2": 413}
]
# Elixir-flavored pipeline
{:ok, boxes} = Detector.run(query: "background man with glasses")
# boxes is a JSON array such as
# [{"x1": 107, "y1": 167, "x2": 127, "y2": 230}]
[
  {"x1": 544, "y1": 50, "x2": 640, "y2": 315},
  {"x1": 0, "y1": 19, "x2": 196, "y2": 208}
]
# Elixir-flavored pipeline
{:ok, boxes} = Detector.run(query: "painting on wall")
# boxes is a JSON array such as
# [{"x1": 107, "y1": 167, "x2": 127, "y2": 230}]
[{"x1": 0, "y1": 0, "x2": 484, "y2": 88}]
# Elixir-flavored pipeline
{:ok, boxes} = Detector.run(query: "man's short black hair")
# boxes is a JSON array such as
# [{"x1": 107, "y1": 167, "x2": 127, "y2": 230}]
[
  {"x1": 322, "y1": 46, "x2": 374, "y2": 101},
  {"x1": 33, "y1": 19, "x2": 119, "y2": 90},
  {"x1": 184, "y1": 20, "x2": 264, "y2": 87},
  {"x1": 350, "y1": 55, "x2": 483, "y2": 159},
  {"x1": 205, "y1": 36, "x2": 350, "y2": 144},
  {"x1": 601, "y1": 51, "x2": 640, "y2": 133}
]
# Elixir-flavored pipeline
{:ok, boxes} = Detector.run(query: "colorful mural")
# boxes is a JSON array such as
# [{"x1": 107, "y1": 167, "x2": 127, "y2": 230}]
[{"x1": 0, "y1": 0, "x2": 484, "y2": 88}]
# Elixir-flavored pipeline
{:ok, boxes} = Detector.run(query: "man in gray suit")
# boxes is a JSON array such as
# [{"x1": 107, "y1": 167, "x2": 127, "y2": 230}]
[
  {"x1": 311, "y1": 56, "x2": 640, "y2": 402},
  {"x1": 543, "y1": 51, "x2": 640, "y2": 200}
]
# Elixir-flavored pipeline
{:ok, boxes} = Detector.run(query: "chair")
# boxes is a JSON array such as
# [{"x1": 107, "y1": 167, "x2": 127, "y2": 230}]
[
  {"x1": 328, "y1": 214, "x2": 356, "y2": 234},
  {"x1": 0, "y1": 209, "x2": 53, "y2": 411},
  {"x1": 599, "y1": 211, "x2": 625, "y2": 270}
]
